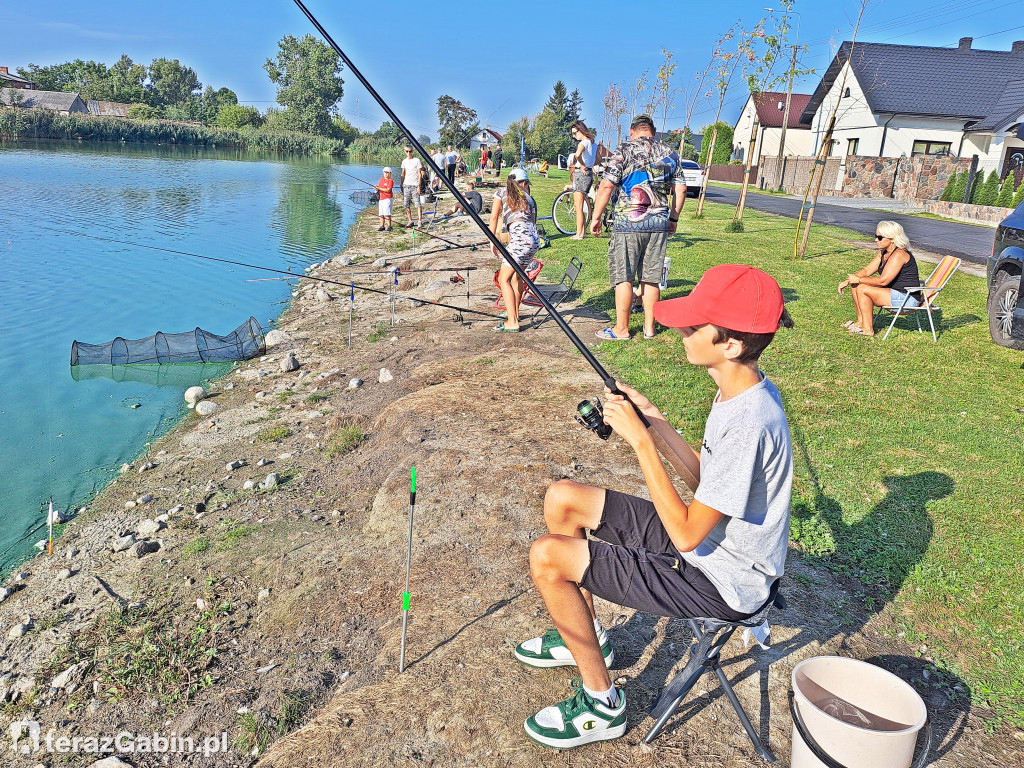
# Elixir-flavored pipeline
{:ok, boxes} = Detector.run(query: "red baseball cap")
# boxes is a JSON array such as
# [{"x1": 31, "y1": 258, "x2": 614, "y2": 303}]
[{"x1": 653, "y1": 264, "x2": 785, "y2": 333}]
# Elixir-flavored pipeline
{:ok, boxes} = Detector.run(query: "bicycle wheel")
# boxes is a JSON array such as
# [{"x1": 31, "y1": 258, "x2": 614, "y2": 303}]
[{"x1": 552, "y1": 190, "x2": 590, "y2": 235}]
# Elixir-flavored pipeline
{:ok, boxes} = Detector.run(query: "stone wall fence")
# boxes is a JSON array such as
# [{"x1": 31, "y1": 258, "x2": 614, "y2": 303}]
[
  {"x1": 840, "y1": 154, "x2": 971, "y2": 202},
  {"x1": 757, "y1": 156, "x2": 842, "y2": 195}
]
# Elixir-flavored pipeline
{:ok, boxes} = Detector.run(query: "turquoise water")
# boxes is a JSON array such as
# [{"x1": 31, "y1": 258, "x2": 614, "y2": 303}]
[{"x1": 0, "y1": 142, "x2": 379, "y2": 571}]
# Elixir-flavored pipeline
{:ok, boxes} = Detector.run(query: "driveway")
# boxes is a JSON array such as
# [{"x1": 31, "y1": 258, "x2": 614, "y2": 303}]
[{"x1": 706, "y1": 186, "x2": 993, "y2": 267}]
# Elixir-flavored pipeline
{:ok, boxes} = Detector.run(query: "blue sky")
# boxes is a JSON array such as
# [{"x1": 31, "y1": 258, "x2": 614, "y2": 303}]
[{"x1": 6, "y1": 0, "x2": 1024, "y2": 142}]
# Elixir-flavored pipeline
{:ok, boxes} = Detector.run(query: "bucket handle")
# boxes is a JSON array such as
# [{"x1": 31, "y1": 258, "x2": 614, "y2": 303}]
[{"x1": 788, "y1": 691, "x2": 933, "y2": 768}]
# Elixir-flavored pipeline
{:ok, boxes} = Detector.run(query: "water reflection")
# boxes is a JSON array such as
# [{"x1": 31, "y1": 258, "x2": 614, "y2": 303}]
[{"x1": 273, "y1": 164, "x2": 342, "y2": 255}]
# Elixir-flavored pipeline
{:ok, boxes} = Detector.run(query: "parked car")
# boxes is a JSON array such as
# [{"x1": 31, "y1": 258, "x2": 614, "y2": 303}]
[
  {"x1": 987, "y1": 201, "x2": 1024, "y2": 349},
  {"x1": 680, "y1": 160, "x2": 706, "y2": 196}
]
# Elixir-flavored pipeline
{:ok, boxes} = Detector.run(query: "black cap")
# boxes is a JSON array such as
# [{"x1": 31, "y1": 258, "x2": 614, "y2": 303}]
[{"x1": 630, "y1": 114, "x2": 655, "y2": 130}]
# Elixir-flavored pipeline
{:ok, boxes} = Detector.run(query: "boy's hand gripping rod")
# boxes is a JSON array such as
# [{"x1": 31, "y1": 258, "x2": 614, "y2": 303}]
[{"x1": 291, "y1": 0, "x2": 699, "y2": 492}]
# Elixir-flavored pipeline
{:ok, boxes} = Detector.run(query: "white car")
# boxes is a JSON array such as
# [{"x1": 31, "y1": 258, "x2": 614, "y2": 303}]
[{"x1": 680, "y1": 160, "x2": 706, "y2": 196}]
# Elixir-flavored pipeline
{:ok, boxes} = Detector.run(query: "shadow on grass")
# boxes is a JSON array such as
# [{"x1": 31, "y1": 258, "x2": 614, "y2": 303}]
[
  {"x1": 873, "y1": 310, "x2": 982, "y2": 338},
  {"x1": 607, "y1": 431, "x2": 967, "y2": 755}
]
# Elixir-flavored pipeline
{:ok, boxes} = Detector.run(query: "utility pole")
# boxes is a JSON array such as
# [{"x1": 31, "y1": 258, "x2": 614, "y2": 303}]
[{"x1": 775, "y1": 44, "x2": 798, "y2": 191}]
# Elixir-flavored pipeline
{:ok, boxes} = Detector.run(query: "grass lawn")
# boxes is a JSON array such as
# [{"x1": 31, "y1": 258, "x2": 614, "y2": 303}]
[{"x1": 518, "y1": 169, "x2": 1023, "y2": 728}]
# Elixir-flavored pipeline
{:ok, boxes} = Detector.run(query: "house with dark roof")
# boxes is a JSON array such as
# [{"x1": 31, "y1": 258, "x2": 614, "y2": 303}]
[
  {"x1": 800, "y1": 37, "x2": 1024, "y2": 176},
  {"x1": 733, "y1": 91, "x2": 814, "y2": 163},
  {"x1": 0, "y1": 88, "x2": 89, "y2": 114},
  {"x1": 0, "y1": 66, "x2": 35, "y2": 89}
]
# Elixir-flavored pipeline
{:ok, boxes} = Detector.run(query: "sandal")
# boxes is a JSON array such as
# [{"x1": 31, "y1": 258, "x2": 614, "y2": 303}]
[
  {"x1": 847, "y1": 324, "x2": 868, "y2": 335},
  {"x1": 595, "y1": 327, "x2": 631, "y2": 341},
  {"x1": 493, "y1": 322, "x2": 520, "y2": 333},
  {"x1": 841, "y1": 320, "x2": 856, "y2": 328}
]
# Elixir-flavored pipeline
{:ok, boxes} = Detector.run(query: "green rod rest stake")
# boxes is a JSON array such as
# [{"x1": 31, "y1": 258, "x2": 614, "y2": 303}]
[{"x1": 399, "y1": 466, "x2": 416, "y2": 673}]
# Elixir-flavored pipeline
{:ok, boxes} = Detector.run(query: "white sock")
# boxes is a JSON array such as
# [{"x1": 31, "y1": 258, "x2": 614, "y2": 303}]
[
  {"x1": 584, "y1": 683, "x2": 618, "y2": 707},
  {"x1": 593, "y1": 617, "x2": 602, "y2": 634}
]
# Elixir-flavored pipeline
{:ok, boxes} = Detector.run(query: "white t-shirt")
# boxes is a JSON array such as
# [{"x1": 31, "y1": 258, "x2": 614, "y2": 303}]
[
  {"x1": 445, "y1": 150, "x2": 459, "y2": 166},
  {"x1": 578, "y1": 138, "x2": 597, "y2": 169},
  {"x1": 401, "y1": 157, "x2": 423, "y2": 187},
  {"x1": 431, "y1": 152, "x2": 446, "y2": 172},
  {"x1": 685, "y1": 376, "x2": 793, "y2": 613}
]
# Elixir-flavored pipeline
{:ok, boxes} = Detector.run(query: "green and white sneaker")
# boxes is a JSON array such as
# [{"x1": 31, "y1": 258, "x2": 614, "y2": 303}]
[
  {"x1": 524, "y1": 678, "x2": 627, "y2": 749},
  {"x1": 515, "y1": 627, "x2": 614, "y2": 669}
]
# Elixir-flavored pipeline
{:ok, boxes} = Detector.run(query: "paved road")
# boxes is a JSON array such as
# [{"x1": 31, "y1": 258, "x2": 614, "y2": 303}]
[{"x1": 706, "y1": 186, "x2": 994, "y2": 267}]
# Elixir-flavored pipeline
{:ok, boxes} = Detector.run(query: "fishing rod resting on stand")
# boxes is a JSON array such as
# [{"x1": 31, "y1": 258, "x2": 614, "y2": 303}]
[{"x1": 291, "y1": 0, "x2": 699, "y2": 491}]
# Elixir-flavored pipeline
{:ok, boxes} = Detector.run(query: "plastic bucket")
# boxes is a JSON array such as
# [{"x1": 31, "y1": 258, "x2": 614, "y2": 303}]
[{"x1": 790, "y1": 657, "x2": 928, "y2": 768}]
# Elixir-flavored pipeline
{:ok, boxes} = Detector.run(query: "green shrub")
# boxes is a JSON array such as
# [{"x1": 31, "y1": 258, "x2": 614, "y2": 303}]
[
  {"x1": 347, "y1": 135, "x2": 405, "y2": 164},
  {"x1": 971, "y1": 169, "x2": 1000, "y2": 206},
  {"x1": 995, "y1": 175, "x2": 1015, "y2": 208},
  {"x1": 1013, "y1": 177, "x2": 1024, "y2": 208},
  {"x1": 951, "y1": 169, "x2": 968, "y2": 202},
  {"x1": 939, "y1": 171, "x2": 958, "y2": 202},
  {"x1": 698, "y1": 121, "x2": 734, "y2": 165}
]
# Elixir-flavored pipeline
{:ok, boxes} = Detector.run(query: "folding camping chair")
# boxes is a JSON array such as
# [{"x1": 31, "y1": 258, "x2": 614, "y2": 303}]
[
  {"x1": 875, "y1": 255, "x2": 962, "y2": 342},
  {"x1": 492, "y1": 259, "x2": 543, "y2": 308},
  {"x1": 523, "y1": 256, "x2": 583, "y2": 320},
  {"x1": 643, "y1": 580, "x2": 785, "y2": 762}
]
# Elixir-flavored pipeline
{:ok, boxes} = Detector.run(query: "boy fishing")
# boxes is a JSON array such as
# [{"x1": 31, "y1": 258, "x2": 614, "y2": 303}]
[{"x1": 516, "y1": 264, "x2": 794, "y2": 748}]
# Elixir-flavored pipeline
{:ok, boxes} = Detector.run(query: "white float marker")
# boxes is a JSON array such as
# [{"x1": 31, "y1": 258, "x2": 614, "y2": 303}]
[{"x1": 46, "y1": 498, "x2": 55, "y2": 556}]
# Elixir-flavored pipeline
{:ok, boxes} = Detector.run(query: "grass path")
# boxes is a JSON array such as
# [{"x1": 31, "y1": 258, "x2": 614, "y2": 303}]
[{"x1": 518, "y1": 169, "x2": 1022, "y2": 727}]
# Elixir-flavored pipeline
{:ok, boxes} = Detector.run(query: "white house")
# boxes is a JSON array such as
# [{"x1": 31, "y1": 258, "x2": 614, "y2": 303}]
[
  {"x1": 469, "y1": 127, "x2": 502, "y2": 150},
  {"x1": 733, "y1": 91, "x2": 814, "y2": 163},
  {"x1": 800, "y1": 37, "x2": 1024, "y2": 176}
]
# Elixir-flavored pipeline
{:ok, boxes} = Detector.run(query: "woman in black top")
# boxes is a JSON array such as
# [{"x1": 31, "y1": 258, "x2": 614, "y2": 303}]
[{"x1": 838, "y1": 220, "x2": 920, "y2": 336}]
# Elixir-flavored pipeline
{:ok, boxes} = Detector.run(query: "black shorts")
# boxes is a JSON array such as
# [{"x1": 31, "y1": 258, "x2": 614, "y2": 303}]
[{"x1": 579, "y1": 490, "x2": 750, "y2": 621}]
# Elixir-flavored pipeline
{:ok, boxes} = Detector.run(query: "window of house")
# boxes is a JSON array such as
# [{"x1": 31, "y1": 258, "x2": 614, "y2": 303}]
[
  {"x1": 912, "y1": 140, "x2": 952, "y2": 156},
  {"x1": 847, "y1": 138, "x2": 860, "y2": 156}
]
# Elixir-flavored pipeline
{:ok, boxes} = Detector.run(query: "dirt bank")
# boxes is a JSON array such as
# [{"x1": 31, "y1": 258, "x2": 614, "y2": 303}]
[{"x1": 1, "y1": 187, "x2": 1019, "y2": 768}]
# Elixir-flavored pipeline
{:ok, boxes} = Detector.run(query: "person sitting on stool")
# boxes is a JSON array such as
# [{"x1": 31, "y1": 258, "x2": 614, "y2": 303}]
[{"x1": 515, "y1": 265, "x2": 794, "y2": 749}]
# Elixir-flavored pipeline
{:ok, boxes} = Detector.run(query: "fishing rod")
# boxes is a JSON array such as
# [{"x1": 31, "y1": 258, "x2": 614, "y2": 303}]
[
  {"x1": 291, "y1": 0, "x2": 700, "y2": 491},
  {"x1": 52, "y1": 227, "x2": 503, "y2": 321}
]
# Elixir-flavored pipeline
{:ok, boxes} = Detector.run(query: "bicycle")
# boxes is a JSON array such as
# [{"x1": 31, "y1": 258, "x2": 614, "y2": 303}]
[{"x1": 551, "y1": 170, "x2": 615, "y2": 236}]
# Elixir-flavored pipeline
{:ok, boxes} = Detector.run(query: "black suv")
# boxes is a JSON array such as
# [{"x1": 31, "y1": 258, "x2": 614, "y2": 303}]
[{"x1": 988, "y1": 202, "x2": 1024, "y2": 349}]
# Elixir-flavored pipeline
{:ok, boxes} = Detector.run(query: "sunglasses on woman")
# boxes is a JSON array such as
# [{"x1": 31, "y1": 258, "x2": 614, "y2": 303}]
[{"x1": 875, "y1": 235, "x2": 887, "y2": 240}]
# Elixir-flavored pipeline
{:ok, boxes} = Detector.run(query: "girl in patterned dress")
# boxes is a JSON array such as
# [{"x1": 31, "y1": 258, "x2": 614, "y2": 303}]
[{"x1": 489, "y1": 168, "x2": 540, "y2": 332}]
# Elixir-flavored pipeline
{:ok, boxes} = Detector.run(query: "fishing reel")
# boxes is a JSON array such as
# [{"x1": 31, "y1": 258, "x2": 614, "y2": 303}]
[
  {"x1": 449, "y1": 272, "x2": 465, "y2": 284},
  {"x1": 575, "y1": 398, "x2": 612, "y2": 440}
]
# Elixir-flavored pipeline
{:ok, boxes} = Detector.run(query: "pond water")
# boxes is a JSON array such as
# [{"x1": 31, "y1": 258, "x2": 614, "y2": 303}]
[{"x1": 0, "y1": 141, "x2": 380, "y2": 572}]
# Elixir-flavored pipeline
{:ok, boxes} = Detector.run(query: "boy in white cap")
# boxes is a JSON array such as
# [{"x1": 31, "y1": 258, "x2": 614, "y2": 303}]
[{"x1": 376, "y1": 167, "x2": 395, "y2": 231}]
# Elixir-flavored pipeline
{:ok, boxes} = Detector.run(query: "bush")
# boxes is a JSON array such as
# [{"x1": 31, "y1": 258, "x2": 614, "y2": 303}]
[
  {"x1": 951, "y1": 169, "x2": 968, "y2": 203},
  {"x1": 216, "y1": 104, "x2": 262, "y2": 130},
  {"x1": 127, "y1": 103, "x2": 157, "y2": 121},
  {"x1": 995, "y1": 175, "x2": 1015, "y2": 208},
  {"x1": 698, "y1": 122, "x2": 733, "y2": 166},
  {"x1": 1013, "y1": 177, "x2": 1024, "y2": 209},
  {"x1": 971, "y1": 169, "x2": 1000, "y2": 206},
  {"x1": 939, "y1": 171, "x2": 958, "y2": 202}
]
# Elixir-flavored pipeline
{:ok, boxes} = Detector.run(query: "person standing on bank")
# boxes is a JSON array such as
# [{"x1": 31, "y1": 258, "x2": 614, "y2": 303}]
[
  {"x1": 515, "y1": 264, "x2": 794, "y2": 749},
  {"x1": 590, "y1": 114, "x2": 685, "y2": 341},
  {"x1": 445, "y1": 144, "x2": 461, "y2": 184},
  {"x1": 493, "y1": 144, "x2": 503, "y2": 176},
  {"x1": 838, "y1": 220, "x2": 920, "y2": 336},
  {"x1": 375, "y1": 167, "x2": 395, "y2": 231},
  {"x1": 400, "y1": 146, "x2": 424, "y2": 227},
  {"x1": 489, "y1": 168, "x2": 540, "y2": 333},
  {"x1": 568, "y1": 121, "x2": 597, "y2": 240}
]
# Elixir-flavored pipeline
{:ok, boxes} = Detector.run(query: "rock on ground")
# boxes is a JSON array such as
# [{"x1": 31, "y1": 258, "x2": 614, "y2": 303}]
[{"x1": 184, "y1": 386, "x2": 207, "y2": 406}]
